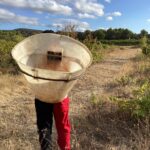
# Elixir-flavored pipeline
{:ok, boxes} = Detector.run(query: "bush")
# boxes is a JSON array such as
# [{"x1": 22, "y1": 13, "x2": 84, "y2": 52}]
[
  {"x1": 142, "y1": 46, "x2": 150, "y2": 55},
  {"x1": 83, "y1": 39, "x2": 104, "y2": 63},
  {"x1": 90, "y1": 93, "x2": 105, "y2": 108},
  {"x1": 0, "y1": 31, "x2": 25, "y2": 70},
  {"x1": 101, "y1": 39, "x2": 139, "y2": 46},
  {"x1": 83, "y1": 39, "x2": 111, "y2": 63},
  {"x1": 111, "y1": 80, "x2": 150, "y2": 118},
  {"x1": 140, "y1": 36, "x2": 150, "y2": 55}
]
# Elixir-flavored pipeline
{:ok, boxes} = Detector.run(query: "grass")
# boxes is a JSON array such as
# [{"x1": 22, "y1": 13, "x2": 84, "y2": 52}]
[
  {"x1": 0, "y1": 47, "x2": 150, "y2": 150},
  {"x1": 0, "y1": 74, "x2": 37, "y2": 150},
  {"x1": 71, "y1": 91, "x2": 150, "y2": 150},
  {"x1": 83, "y1": 39, "x2": 115, "y2": 63},
  {"x1": 109, "y1": 55, "x2": 150, "y2": 118},
  {"x1": 1, "y1": 77, "x2": 149, "y2": 149},
  {"x1": 71, "y1": 53, "x2": 150, "y2": 150}
]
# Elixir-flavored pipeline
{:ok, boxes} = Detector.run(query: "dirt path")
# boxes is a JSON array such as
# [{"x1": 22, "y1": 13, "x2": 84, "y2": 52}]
[
  {"x1": 0, "y1": 46, "x2": 142, "y2": 150},
  {"x1": 70, "y1": 47, "x2": 141, "y2": 116}
]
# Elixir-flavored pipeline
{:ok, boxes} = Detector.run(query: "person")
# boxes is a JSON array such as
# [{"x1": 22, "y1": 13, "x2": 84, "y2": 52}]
[{"x1": 35, "y1": 96, "x2": 71, "y2": 150}]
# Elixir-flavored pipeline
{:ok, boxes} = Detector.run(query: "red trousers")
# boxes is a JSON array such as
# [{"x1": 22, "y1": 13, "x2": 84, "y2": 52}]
[
  {"x1": 54, "y1": 97, "x2": 71, "y2": 150},
  {"x1": 35, "y1": 97, "x2": 71, "y2": 150}
]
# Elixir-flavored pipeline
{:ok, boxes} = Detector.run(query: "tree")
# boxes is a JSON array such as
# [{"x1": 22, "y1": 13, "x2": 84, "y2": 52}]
[
  {"x1": 93, "y1": 29, "x2": 106, "y2": 40},
  {"x1": 84, "y1": 30, "x2": 93, "y2": 41},
  {"x1": 60, "y1": 23, "x2": 78, "y2": 39},
  {"x1": 105, "y1": 28, "x2": 116, "y2": 40},
  {"x1": 140, "y1": 29, "x2": 148, "y2": 37},
  {"x1": 43, "y1": 30, "x2": 54, "y2": 33},
  {"x1": 120, "y1": 29, "x2": 133, "y2": 39},
  {"x1": 77, "y1": 32, "x2": 85, "y2": 41}
]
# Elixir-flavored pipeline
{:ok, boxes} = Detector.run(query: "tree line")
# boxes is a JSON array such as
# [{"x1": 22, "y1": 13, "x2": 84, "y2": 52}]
[
  {"x1": 1, "y1": 27, "x2": 149, "y2": 41},
  {"x1": 43, "y1": 28, "x2": 150, "y2": 41}
]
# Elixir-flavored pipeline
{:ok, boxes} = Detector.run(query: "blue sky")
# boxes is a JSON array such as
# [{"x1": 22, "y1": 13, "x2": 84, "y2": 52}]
[{"x1": 0, "y1": 0, "x2": 150, "y2": 33}]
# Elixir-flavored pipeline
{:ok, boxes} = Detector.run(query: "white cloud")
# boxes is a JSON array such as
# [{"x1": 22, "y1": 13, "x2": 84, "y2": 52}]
[
  {"x1": 75, "y1": 0, "x2": 104, "y2": 17},
  {"x1": 16, "y1": 15, "x2": 39, "y2": 25},
  {"x1": 0, "y1": 0, "x2": 105, "y2": 19},
  {"x1": 52, "y1": 23, "x2": 64, "y2": 28},
  {"x1": 106, "y1": 16, "x2": 113, "y2": 21},
  {"x1": 112, "y1": 11, "x2": 122, "y2": 16},
  {"x1": 99, "y1": 27, "x2": 108, "y2": 30},
  {"x1": 0, "y1": 0, "x2": 107, "y2": 29},
  {"x1": 0, "y1": 0, "x2": 72, "y2": 15},
  {"x1": 0, "y1": 8, "x2": 39, "y2": 25},
  {"x1": 51, "y1": 19, "x2": 90, "y2": 31},
  {"x1": 105, "y1": 11, "x2": 122, "y2": 21},
  {"x1": 78, "y1": 13, "x2": 96, "y2": 19},
  {"x1": 105, "y1": 0, "x2": 111, "y2": 3},
  {"x1": 0, "y1": 8, "x2": 15, "y2": 19},
  {"x1": 0, "y1": 0, "x2": 28, "y2": 7},
  {"x1": 147, "y1": 19, "x2": 150, "y2": 22}
]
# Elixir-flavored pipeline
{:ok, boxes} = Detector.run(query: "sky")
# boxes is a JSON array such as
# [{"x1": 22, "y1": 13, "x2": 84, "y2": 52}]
[{"x1": 0, "y1": 0, "x2": 150, "y2": 33}]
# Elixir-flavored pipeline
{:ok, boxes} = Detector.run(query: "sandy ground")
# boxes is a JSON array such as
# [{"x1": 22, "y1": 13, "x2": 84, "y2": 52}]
[
  {"x1": 70, "y1": 47, "x2": 141, "y2": 116},
  {"x1": 0, "y1": 46, "x2": 142, "y2": 150}
]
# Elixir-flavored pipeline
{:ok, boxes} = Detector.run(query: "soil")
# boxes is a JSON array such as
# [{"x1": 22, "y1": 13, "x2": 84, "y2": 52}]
[
  {"x1": 0, "y1": 46, "x2": 143, "y2": 150},
  {"x1": 70, "y1": 46, "x2": 141, "y2": 116}
]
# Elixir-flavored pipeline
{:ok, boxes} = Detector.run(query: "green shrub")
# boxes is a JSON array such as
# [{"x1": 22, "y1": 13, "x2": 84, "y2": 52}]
[
  {"x1": 0, "y1": 31, "x2": 25, "y2": 69},
  {"x1": 110, "y1": 81, "x2": 150, "y2": 118},
  {"x1": 140, "y1": 36, "x2": 147, "y2": 48},
  {"x1": 101, "y1": 39, "x2": 139, "y2": 46},
  {"x1": 90, "y1": 93, "x2": 104, "y2": 108},
  {"x1": 142, "y1": 46, "x2": 150, "y2": 55},
  {"x1": 140, "y1": 36, "x2": 150, "y2": 55},
  {"x1": 83, "y1": 39, "x2": 104, "y2": 63},
  {"x1": 116, "y1": 75, "x2": 133, "y2": 86}
]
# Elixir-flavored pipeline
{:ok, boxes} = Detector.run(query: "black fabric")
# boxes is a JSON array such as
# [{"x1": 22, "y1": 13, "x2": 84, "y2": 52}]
[{"x1": 35, "y1": 98, "x2": 53, "y2": 150}]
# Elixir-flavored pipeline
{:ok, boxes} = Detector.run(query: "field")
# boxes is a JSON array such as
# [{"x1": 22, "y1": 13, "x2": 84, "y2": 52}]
[{"x1": 0, "y1": 46, "x2": 149, "y2": 150}]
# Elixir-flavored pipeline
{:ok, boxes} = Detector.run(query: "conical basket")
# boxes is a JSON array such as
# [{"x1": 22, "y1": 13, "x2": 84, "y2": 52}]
[{"x1": 11, "y1": 33, "x2": 92, "y2": 103}]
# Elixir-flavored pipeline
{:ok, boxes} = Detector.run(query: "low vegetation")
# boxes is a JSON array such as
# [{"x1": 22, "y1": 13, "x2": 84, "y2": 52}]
[
  {"x1": 0, "y1": 28, "x2": 150, "y2": 149},
  {"x1": 140, "y1": 36, "x2": 150, "y2": 55},
  {"x1": 80, "y1": 54, "x2": 150, "y2": 150},
  {"x1": 110, "y1": 55, "x2": 150, "y2": 118},
  {"x1": 0, "y1": 28, "x2": 150, "y2": 70},
  {"x1": 0, "y1": 31, "x2": 25, "y2": 72}
]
